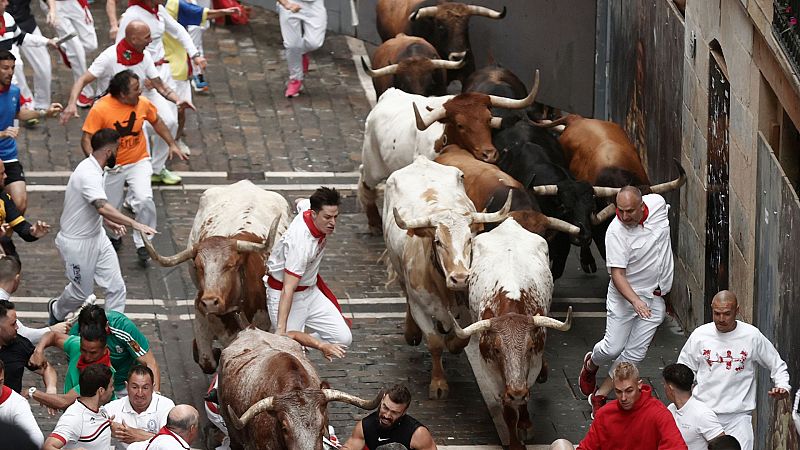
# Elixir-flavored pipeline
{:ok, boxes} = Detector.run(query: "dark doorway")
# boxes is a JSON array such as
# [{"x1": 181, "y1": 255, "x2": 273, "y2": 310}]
[{"x1": 704, "y1": 43, "x2": 730, "y2": 321}]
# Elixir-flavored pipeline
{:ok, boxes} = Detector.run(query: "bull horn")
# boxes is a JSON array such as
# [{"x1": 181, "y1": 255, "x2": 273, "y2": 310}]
[
  {"x1": 409, "y1": 6, "x2": 437, "y2": 20},
  {"x1": 449, "y1": 311, "x2": 491, "y2": 339},
  {"x1": 139, "y1": 231, "x2": 193, "y2": 267},
  {"x1": 649, "y1": 159, "x2": 687, "y2": 194},
  {"x1": 393, "y1": 207, "x2": 432, "y2": 230},
  {"x1": 531, "y1": 185, "x2": 558, "y2": 196},
  {"x1": 591, "y1": 203, "x2": 617, "y2": 225},
  {"x1": 466, "y1": 4, "x2": 506, "y2": 19},
  {"x1": 593, "y1": 186, "x2": 621, "y2": 197},
  {"x1": 471, "y1": 190, "x2": 513, "y2": 224},
  {"x1": 490, "y1": 117, "x2": 503, "y2": 129},
  {"x1": 360, "y1": 56, "x2": 398, "y2": 78},
  {"x1": 530, "y1": 306, "x2": 573, "y2": 331},
  {"x1": 413, "y1": 102, "x2": 446, "y2": 131},
  {"x1": 323, "y1": 389, "x2": 383, "y2": 409},
  {"x1": 226, "y1": 397, "x2": 275, "y2": 430},
  {"x1": 546, "y1": 217, "x2": 580, "y2": 236},
  {"x1": 488, "y1": 69, "x2": 539, "y2": 110},
  {"x1": 265, "y1": 216, "x2": 282, "y2": 250},
  {"x1": 430, "y1": 58, "x2": 466, "y2": 70},
  {"x1": 236, "y1": 240, "x2": 267, "y2": 253},
  {"x1": 530, "y1": 116, "x2": 570, "y2": 129}
]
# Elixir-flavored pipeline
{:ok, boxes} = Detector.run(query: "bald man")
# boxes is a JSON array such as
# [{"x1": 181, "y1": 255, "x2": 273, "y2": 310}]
[
  {"x1": 678, "y1": 291, "x2": 790, "y2": 450},
  {"x1": 128, "y1": 404, "x2": 200, "y2": 449},
  {"x1": 579, "y1": 187, "x2": 675, "y2": 418}
]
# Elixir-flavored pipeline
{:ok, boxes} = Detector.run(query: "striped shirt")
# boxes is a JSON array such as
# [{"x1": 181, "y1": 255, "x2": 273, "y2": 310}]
[
  {"x1": 49, "y1": 399, "x2": 112, "y2": 450},
  {"x1": 0, "y1": 12, "x2": 48, "y2": 51}
]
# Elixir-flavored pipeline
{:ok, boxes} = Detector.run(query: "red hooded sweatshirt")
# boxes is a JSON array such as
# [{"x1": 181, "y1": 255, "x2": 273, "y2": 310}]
[{"x1": 578, "y1": 385, "x2": 688, "y2": 450}]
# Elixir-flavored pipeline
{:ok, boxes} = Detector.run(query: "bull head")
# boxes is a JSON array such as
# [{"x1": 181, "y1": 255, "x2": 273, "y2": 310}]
[
  {"x1": 360, "y1": 55, "x2": 465, "y2": 79},
  {"x1": 449, "y1": 306, "x2": 573, "y2": 339},
  {"x1": 409, "y1": 4, "x2": 506, "y2": 62}
]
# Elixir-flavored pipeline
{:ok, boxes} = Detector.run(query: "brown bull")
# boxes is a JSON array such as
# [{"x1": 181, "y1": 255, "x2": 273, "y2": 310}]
[
  {"x1": 375, "y1": 0, "x2": 506, "y2": 82},
  {"x1": 221, "y1": 329, "x2": 382, "y2": 450},
  {"x1": 362, "y1": 34, "x2": 463, "y2": 98},
  {"x1": 141, "y1": 181, "x2": 291, "y2": 373}
]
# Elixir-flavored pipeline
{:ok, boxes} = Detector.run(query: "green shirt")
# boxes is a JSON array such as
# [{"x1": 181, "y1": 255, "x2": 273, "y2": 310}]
[
  {"x1": 63, "y1": 335, "x2": 117, "y2": 395},
  {"x1": 69, "y1": 311, "x2": 150, "y2": 392}
]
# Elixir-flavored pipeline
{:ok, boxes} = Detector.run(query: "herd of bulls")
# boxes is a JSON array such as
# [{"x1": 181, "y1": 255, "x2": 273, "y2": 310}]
[{"x1": 135, "y1": 1, "x2": 686, "y2": 449}]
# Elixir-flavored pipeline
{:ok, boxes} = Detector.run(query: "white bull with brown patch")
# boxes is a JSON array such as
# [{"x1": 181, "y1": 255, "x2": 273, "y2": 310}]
[
  {"x1": 450, "y1": 218, "x2": 572, "y2": 450},
  {"x1": 382, "y1": 156, "x2": 511, "y2": 399}
]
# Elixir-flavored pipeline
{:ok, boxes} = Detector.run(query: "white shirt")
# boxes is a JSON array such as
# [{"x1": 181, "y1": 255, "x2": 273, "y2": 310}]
[
  {"x1": 130, "y1": 428, "x2": 191, "y2": 450},
  {"x1": 104, "y1": 393, "x2": 175, "y2": 449},
  {"x1": 117, "y1": 5, "x2": 198, "y2": 63},
  {"x1": 668, "y1": 396, "x2": 724, "y2": 450},
  {"x1": 88, "y1": 44, "x2": 160, "y2": 94},
  {"x1": 0, "y1": 386, "x2": 44, "y2": 447},
  {"x1": 266, "y1": 199, "x2": 327, "y2": 287},
  {"x1": 678, "y1": 321, "x2": 791, "y2": 414},
  {"x1": 605, "y1": 193, "x2": 674, "y2": 297},
  {"x1": 59, "y1": 155, "x2": 107, "y2": 239},
  {"x1": 49, "y1": 399, "x2": 112, "y2": 450}
]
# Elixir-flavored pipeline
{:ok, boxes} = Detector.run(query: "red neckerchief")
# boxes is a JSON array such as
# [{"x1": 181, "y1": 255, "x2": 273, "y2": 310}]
[
  {"x1": 146, "y1": 426, "x2": 189, "y2": 450},
  {"x1": 128, "y1": 0, "x2": 160, "y2": 18},
  {"x1": 116, "y1": 39, "x2": 145, "y2": 66},
  {"x1": 302, "y1": 210, "x2": 325, "y2": 240},
  {"x1": 76, "y1": 348, "x2": 112, "y2": 372},
  {"x1": 0, "y1": 386, "x2": 11, "y2": 405},
  {"x1": 639, "y1": 203, "x2": 650, "y2": 226},
  {"x1": 0, "y1": 15, "x2": 5, "y2": 36}
]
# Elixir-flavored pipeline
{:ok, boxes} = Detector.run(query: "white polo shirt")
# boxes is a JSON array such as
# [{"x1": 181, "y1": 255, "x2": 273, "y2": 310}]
[
  {"x1": 58, "y1": 155, "x2": 107, "y2": 239},
  {"x1": 0, "y1": 386, "x2": 44, "y2": 447},
  {"x1": 49, "y1": 399, "x2": 112, "y2": 450},
  {"x1": 134, "y1": 428, "x2": 191, "y2": 450},
  {"x1": 88, "y1": 43, "x2": 160, "y2": 93},
  {"x1": 117, "y1": 4, "x2": 198, "y2": 63},
  {"x1": 668, "y1": 397, "x2": 724, "y2": 450},
  {"x1": 266, "y1": 199, "x2": 327, "y2": 287},
  {"x1": 104, "y1": 393, "x2": 175, "y2": 449},
  {"x1": 605, "y1": 193, "x2": 674, "y2": 297}
]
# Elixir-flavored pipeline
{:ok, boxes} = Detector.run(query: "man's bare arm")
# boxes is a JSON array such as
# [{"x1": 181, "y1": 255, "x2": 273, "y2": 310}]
[
  {"x1": 410, "y1": 426, "x2": 438, "y2": 450},
  {"x1": 80, "y1": 131, "x2": 93, "y2": 156},
  {"x1": 340, "y1": 420, "x2": 366, "y2": 450},
  {"x1": 276, "y1": 273, "x2": 301, "y2": 335},
  {"x1": 92, "y1": 199, "x2": 158, "y2": 236}
]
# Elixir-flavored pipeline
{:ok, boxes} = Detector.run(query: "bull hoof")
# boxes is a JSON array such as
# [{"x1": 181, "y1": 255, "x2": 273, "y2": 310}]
[
  {"x1": 536, "y1": 361, "x2": 549, "y2": 384},
  {"x1": 508, "y1": 441, "x2": 527, "y2": 450},
  {"x1": 429, "y1": 379, "x2": 449, "y2": 400},
  {"x1": 368, "y1": 225, "x2": 383, "y2": 236},
  {"x1": 581, "y1": 259, "x2": 597, "y2": 274},
  {"x1": 404, "y1": 329, "x2": 422, "y2": 346},
  {"x1": 192, "y1": 340, "x2": 199, "y2": 364}
]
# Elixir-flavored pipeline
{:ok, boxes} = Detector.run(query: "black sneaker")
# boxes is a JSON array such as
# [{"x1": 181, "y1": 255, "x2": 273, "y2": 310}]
[
  {"x1": 47, "y1": 297, "x2": 59, "y2": 326},
  {"x1": 110, "y1": 236, "x2": 122, "y2": 251},
  {"x1": 137, "y1": 247, "x2": 150, "y2": 267}
]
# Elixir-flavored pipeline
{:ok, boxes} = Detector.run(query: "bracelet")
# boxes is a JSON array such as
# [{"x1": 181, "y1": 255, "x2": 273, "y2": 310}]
[
  {"x1": 191, "y1": 52, "x2": 201, "y2": 59},
  {"x1": 37, "y1": 109, "x2": 46, "y2": 119}
]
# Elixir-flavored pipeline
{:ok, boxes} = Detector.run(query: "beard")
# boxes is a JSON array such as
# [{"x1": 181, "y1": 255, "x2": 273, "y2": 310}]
[{"x1": 106, "y1": 153, "x2": 117, "y2": 168}]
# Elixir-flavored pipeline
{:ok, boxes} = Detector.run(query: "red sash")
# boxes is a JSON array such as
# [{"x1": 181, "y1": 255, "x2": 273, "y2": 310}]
[{"x1": 266, "y1": 275, "x2": 352, "y2": 328}]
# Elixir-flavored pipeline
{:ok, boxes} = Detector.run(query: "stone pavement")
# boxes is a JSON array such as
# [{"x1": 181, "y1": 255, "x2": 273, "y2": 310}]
[{"x1": 13, "y1": 1, "x2": 690, "y2": 448}]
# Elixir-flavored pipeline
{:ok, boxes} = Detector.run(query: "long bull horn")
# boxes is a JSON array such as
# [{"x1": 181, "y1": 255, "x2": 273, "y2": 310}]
[
  {"x1": 591, "y1": 203, "x2": 616, "y2": 225},
  {"x1": 547, "y1": 217, "x2": 580, "y2": 236},
  {"x1": 593, "y1": 186, "x2": 621, "y2": 197},
  {"x1": 649, "y1": 159, "x2": 687, "y2": 194},
  {"x1": 413, "y1": 102, "x2": 446, "y2": 131},
  {"x1": 471, "y1": 190, "x2": 513, "y2": 224},
  {"x1": 361, "y1": 56, "x2": 398, "y2": 78},
  {"x1": 139, "y1": 231, "x2": 194, "y2": 267},
  {"x1": 430, "y1": 58, "x2": 466, "y2": 70},
  {"x1": 323, "y1": 389, "x2": 383, "y2": 409},
  {"x1": 466, "y1": 5, "x2": 506, "y2": 18},
  {"x1": 531, "y1": 185, "x2": 558, "y2": 196},
  {"x1": 226, "y1": 397, "x2": 275, "y2": 430},
  {"x1": 529, "y1": 306, "x2": 573, "y2": 331},
  {"x1": 410, "y1": 6, "x2": 437, "y2": 20},
  {"x1": 393, "y1": 207, "x2": 432, "y2": 230},
  {"x1": 488, "y1": 70, "x2": 539, "y2": 110},
  {"x1": 449, "y1": 311, "x2": 491, "y2": 339}
]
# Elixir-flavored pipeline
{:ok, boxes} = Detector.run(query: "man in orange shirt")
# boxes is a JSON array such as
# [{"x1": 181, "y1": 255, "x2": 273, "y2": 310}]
[{"x1": 82, "y1": 70, "x2": 188, "y2": 267}]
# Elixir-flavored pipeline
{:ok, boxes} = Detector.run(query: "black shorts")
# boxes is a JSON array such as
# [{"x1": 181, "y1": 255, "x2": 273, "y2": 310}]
[{"x1": 4, "y1": 161, "x2": 25, "y2": 184}]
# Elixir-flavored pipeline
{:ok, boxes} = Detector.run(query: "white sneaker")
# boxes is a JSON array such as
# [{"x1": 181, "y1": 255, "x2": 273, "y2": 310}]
[{"x1": 177, "y1": 139, "x2": 192, "y2": 156}]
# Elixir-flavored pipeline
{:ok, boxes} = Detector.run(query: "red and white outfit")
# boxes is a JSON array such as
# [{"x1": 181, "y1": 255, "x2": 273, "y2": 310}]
[
  {"x1": 132, "y1": 426, "x2": 190, "y2": 449},
  {"x1": 204, "y1": 374, "x2": 230, "y2": 450},
  {"x1": 590, "y1": 194, "x2": 673, "y2": 376},
  {"x1": 116, "y1": 1, "x2": 199, "y2": 175},
  {"x1": 0, "y1": 385, "x2": 43, "y2": 447},
  {"x1": 277, "y1": 0, "x2": 326, "y2": 82},
  {"x1": 41, "y1": 0, "x2": 99, "y2": 100},
  {"x1": 678, "y1": 321, "x2": 791, "y2": 450},
  {"x1": 0, "y1": 11, "x2": 51, "y2": 106},
  {"x1": 49, "y1": 399, "x2": 112, "y2": 450},
  {"x1": 667, "y1": 396, "x2": 724, "y2": 450},
  {"x1": 104, "y1": 393, "x2": 175, "y2": 449},
  {"x1": 265, "y1": 199, "x2": 352, "y2": 346}
]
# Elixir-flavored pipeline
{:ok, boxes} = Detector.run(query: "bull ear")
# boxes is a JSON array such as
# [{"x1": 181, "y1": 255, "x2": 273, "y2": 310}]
[
  {"x1": 320, "y1": 381, "x2": 331, "y2": 390},
  {"x1": 480, "y1": 309, "x2": 495, "y2": 320}
]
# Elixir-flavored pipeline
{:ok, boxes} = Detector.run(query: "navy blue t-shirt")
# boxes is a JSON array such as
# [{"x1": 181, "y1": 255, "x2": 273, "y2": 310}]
[{"x1": 0, "y1": 85, "x2": 21, "y2": 162}]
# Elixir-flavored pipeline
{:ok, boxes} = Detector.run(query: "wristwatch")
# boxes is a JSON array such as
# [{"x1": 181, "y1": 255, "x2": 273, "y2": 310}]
[
  {"x1": 191, "y1": 51, "x2": 201, "y2": 59},
  {"x1": 27, "y1": 386, "x2": 36, "y2": 399}
]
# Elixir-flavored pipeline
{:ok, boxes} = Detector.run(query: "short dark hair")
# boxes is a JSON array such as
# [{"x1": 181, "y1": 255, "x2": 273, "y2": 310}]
[
  {"x1": 662, "y1": 363, "x2": 694, "y2": 393},
  {"x1": 78, "y1": 305, "x2": 108, "y2": 331},
  {"x1": 0, "y1": 256, "x2": 20, "y2": 284},
  {"x1": 79, "y1": 323, "x2": 108, "y2": 343},
  {"x1": 0, "y1": 299, "x2": 14, "y2": 321},
  {"x1": 707, "y1": 435, "x2": 741, "y2": 450},
  {"x1": 309, "y1": 187, "x2": 341, "y2": 212},
  {"x1": 90, "y1": 129, "x2": 120, "y2": 152},
  {"x1": 385, "y1": 384, "x2": 411, "y2": 406},
  {"x1": 0, "y1": 50, "x2": 15, "y2": 62},
  {"x1": 128, "y1": 364, "x2": 155, "y2": 384},
  {"x1": 79, "y1": 364, "x2": 113, "y2": 397},
  {"x1": 108, "y1": 70, "x2": 139, "y2": 98}
]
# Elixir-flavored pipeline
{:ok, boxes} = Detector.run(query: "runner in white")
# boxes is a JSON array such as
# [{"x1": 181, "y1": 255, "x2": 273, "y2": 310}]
[
  {"x1": 0, "y1": 359, "x2": 44, "y2": 447},
  {"x1": 266, "y1": 187, "x2": 351, "y2": 346},
  {"x1": 276, "y1": 0, "x2": 326, "y2": 97},
  {"x1": 203, "y1": 374, "x2": 230, "y2": 450},
  {"x1": 42, "y1": 364, "x2": 115, "y2": 450},
  {"x1": 48, "y1": 128, "x2": 157, "y2": 323},
  {"x1": 7, "y1": 0, "x2": 57, "y2": 113},
  {"x1": 663, "y1": 362, "x2": 724, "y2": 450},
  {"x1": 128, "y1": 404, "x2": 199, "y2": 450},
  {"x1": 678, "y1": 290, "x2": 790, "y2": 450},
  {"x1": 105, "y1": 365, "x2": 175, "y2": 449},
  {"x1": 117, "y1": 0, "x2": 207, "y2": 185}
]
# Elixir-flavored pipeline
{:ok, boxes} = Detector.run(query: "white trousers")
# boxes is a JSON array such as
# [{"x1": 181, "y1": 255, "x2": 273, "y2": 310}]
[
  {"x1": 10, "y1": 46, "x2": 33, "y2": 108},
  {"x1": 53, "y1": 232, "x2": 126, "y2": 320},
  {"x1": 717, "y1": 413, "x2": 753, "y2": 450},
  {"x1": 277, "y1": 0, "x2": 326, "y2": 81},
  {"x1": 591, "y1": 290, "x2": 665, "y2": 377},
  {"x1": 104, "y1": 159, "x2": 156, "y2": 248},
  {"x1": 143, "y1": 70, "x2": 178, "y2": 173},
  {"x1": 19, "y1": 27, "x2": 52, "y2": 109},
  {"x1": 267, "y1": 286, "x2": 351, "y2": 346},
  {"x1": 45, "y1": 0, "x2": 97, "y2": 98},
  {"x1": 205, "y1": 377, "x2": 230, "y2": 450}
]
